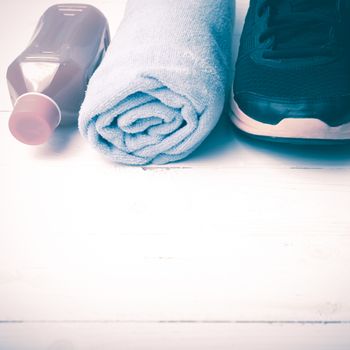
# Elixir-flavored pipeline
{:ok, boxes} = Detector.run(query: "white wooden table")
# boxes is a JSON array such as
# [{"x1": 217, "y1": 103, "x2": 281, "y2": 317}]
[{"x1": 1, "y1": 1, "x2": 350, "y2": 349}]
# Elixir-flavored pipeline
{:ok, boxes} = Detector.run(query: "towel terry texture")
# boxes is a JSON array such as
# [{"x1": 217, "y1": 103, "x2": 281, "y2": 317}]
[{"x1": 79, "y1": 0, "x2": 233, "y2": 165}]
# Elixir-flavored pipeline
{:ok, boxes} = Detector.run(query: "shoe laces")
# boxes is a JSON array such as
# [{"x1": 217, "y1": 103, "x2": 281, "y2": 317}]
[{"x1": 258, "y1": 0, "x2": 339, "y2": 59}]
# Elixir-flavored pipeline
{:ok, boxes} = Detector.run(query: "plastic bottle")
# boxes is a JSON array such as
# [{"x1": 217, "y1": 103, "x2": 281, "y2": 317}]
[{"x1": 7, "y1": 4, "x2": 110, "y2": 145}]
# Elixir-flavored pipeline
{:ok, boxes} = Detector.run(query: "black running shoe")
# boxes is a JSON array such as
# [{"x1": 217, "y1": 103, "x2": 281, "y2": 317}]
[{"x1": 232, "y1": 0, "x2": 350, "y2": 143}]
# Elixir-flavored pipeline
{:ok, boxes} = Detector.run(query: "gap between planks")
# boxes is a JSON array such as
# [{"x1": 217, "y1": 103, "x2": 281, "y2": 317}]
[{"x1": 1, "y1": 320, "x2": 350, "y2": 325}]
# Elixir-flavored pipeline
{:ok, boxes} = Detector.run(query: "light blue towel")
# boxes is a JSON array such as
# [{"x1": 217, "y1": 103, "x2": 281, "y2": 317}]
[{"x1": 79, "y1": 0, "x2": 233, "y2": 165}]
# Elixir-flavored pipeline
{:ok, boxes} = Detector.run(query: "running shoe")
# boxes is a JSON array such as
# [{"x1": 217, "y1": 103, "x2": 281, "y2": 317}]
[{"x1": 232, "y1": 0, "x2": 350, "y2": 143}]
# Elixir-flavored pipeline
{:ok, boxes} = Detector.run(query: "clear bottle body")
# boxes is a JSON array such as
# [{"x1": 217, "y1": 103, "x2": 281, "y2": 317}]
[{"x1": 7, "y1": 4, "x2": 110, "y2": 130}]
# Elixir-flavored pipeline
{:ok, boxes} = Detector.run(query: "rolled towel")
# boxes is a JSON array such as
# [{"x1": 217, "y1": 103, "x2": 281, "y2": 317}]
[{"x1": 79, "y1": 0, "x2": 233, "y2": 165}]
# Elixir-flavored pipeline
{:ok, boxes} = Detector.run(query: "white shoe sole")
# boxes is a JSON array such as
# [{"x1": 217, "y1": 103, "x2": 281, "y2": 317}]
[{"x1": 230, "y1": 95, "x2": 350, "y2": 142}]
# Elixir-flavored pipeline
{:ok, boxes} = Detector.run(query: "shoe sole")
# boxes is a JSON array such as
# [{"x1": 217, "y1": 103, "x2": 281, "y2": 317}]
[{"x1": 230, "y1": 94, "x2": 350, "y2": 144}]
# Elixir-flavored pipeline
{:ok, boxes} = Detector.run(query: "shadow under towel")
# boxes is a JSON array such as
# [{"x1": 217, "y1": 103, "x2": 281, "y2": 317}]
[{"x1": 79, "y1": 0, "x2": 233, "y2": 165}]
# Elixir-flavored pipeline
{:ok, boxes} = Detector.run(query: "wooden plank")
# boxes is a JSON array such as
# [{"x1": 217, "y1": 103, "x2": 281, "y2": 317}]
[
  {"x1": 1, "y1": 234, "x2": 350, "y2": 321},
  {"x1": 2, "y1": 111, "x2": 350, "y2": 321},
  {"x1": 0, "y1": 323, "x2": 350, "y2": 350}
]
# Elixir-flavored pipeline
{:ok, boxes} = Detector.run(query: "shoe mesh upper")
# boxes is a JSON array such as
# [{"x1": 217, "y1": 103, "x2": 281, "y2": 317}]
[{"x1": 234, "y1": 0, "x2": 350, "y2": 100}]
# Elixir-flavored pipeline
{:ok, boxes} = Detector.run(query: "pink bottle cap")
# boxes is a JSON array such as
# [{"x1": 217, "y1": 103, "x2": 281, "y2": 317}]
[{"x1": 9, "y1": 93, "x2": 61, "y2": 145}]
